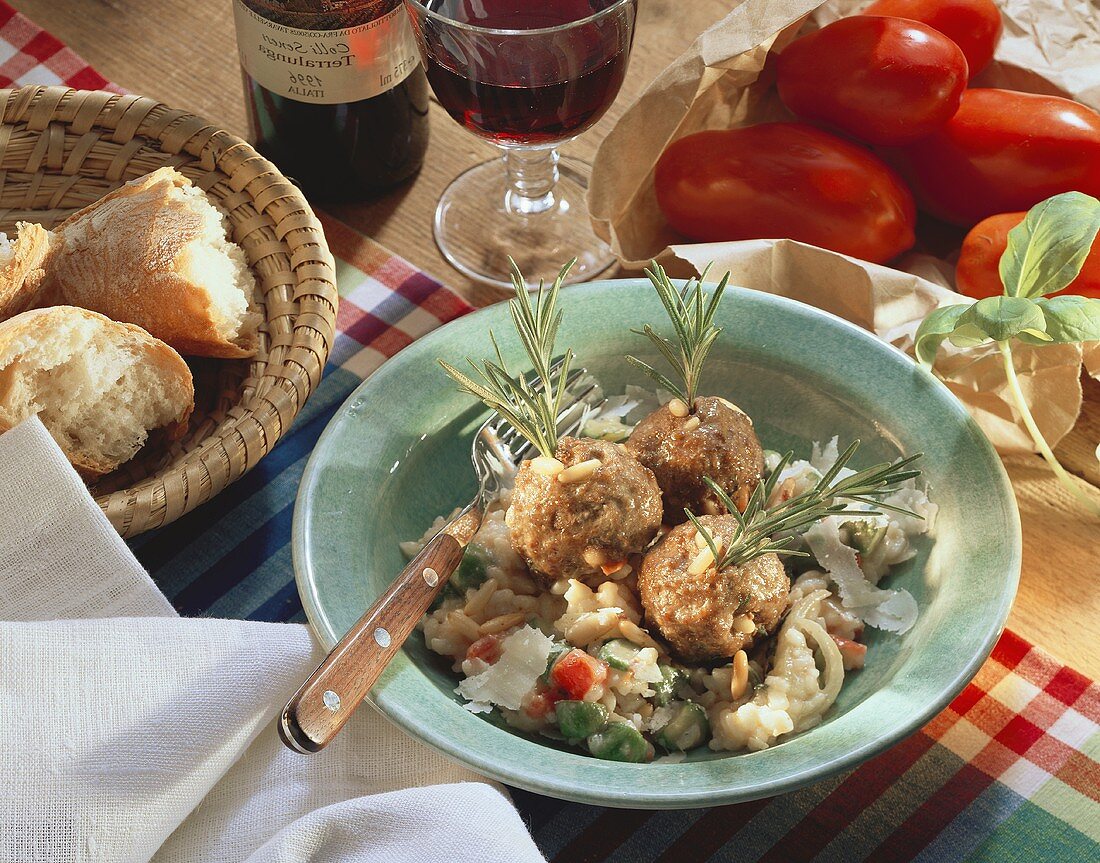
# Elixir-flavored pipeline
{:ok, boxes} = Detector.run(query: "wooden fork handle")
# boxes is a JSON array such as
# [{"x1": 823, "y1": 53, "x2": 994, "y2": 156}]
[{"x1": 279, "y1": 530, "x2": 466, "y2": 753}]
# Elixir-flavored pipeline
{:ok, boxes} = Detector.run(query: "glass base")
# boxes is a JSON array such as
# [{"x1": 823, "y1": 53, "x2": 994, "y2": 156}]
[{"x1": 433, "y1": 155, "x2": 615, "y2": 290}]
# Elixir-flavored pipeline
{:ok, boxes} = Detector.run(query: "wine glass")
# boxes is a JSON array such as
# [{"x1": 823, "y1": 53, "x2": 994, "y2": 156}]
[{"x1": 404, "y1": 0, "x2": 639, "y2": 289}]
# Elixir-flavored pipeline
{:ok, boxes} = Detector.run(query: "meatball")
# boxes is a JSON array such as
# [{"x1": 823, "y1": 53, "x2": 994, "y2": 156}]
[
  {"x1": 626, "y1": 396, "x2": 764, "y2": 524},
  {"x1": 638, "y1": 515, "x2": 789, "y2": 663},
  {"x1": 506, "y1": 436, "x2": 663, "y2": 585}
]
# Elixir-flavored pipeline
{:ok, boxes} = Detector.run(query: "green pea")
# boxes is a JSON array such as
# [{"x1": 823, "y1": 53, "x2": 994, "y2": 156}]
[
  {"x1": 596, "y1": 638, "x2": 640, "y2": 671},
  {"x1": 587, "y1": 722, "x2": 648, "y2": 763},
  {"x1": 654, "y1": 702, "x2": 710, "y2": 752},
  {"x1": 652, "y1": 664, "x2": 687, "y2": 707},
  {"x1": 842, "y1": 520, "x2": 888, "y2": 556},
  {"x1": 451, "y1": 549, "x2": 488, "y2": 591},
  {"x1": 555, "y1": 700, "x2": 609, "y2": 740}
]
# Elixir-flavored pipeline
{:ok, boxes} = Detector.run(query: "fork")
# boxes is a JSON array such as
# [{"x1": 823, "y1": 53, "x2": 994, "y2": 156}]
[{"x1": 279, "y1": 364, "x2": 602, "y2": 753}]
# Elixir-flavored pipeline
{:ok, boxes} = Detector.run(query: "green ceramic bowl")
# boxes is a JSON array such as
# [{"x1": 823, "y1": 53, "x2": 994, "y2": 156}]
[{"x1": 293, "y1": 279, "x2": 1020, "y2": 808}]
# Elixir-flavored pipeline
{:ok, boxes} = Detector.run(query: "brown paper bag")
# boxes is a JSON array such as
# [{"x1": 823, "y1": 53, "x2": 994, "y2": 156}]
[{"x1": 588, "y1": 0, "x2": 1100, "y2": 453}]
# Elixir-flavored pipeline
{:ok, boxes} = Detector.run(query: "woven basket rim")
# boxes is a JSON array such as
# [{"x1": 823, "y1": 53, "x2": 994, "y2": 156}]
[{"x1": 0, "y1": 84, "x2": 338, "y2": 537}]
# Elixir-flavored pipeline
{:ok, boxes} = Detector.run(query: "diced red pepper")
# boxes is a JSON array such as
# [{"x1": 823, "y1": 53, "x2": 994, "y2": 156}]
[
  {"x1": 522, "y1": 683, "x2": 561, "y2": 719},
  {"x1": 831, "y1": 635, "x2": 867, "y2": 670},
  {"x1": 466, "y1": 634, "x2": 503, "y2": 665},
  {"x1": 601, "y1": 559, "x2": 627, "y2": 576},
  {"x1": 549, "y1": 649, "x2": 608, "y2": 700}
]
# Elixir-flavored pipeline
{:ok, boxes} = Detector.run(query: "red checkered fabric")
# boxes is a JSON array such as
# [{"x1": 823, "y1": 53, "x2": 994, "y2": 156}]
[
  {"x1": 3, "y1": 3, "x2": 1098, "y2": 860},
  {"x1": 0, "y1": 3, "x2": 116, "y2": 90}
]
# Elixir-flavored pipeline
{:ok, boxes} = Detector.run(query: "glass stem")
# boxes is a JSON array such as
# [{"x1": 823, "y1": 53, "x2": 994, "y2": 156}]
[
  {"x1": 503, "y1": 146, "x2": 560, "y2": 216},
  {"x1": 999, "y1": 340, "x2": 1100, "y2": 517}
]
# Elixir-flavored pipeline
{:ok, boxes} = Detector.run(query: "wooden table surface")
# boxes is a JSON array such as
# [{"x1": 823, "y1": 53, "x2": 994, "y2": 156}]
[{"x1": 21, "y1": 0, "x2": 1099, "y2": 676}]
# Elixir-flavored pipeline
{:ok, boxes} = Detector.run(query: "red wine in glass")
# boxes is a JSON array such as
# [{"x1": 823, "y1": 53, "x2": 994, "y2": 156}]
[
  {"x1": 404, "y1": 0, "x2": 637, "y2": 288},
  {"x1": 420, "y1": 0, "x2": 634, "y2": 146}
]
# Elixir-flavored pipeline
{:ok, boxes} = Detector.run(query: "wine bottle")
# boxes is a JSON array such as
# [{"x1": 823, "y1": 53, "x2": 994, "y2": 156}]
[{"x1": 233, "y1": 0, "x2": 430, "y2": 202}]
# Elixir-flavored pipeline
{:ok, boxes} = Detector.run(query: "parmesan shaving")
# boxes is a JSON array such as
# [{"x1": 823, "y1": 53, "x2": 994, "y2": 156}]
[
  {"x1": 457, "y1": 625, "x2": 552, "y2": 713},
  {"x1": 804, "y1": 518, "x2": 918, "y2": 633}
]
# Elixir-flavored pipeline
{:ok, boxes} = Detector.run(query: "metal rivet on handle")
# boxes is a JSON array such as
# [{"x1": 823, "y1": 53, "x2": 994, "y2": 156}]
[
  {"x1": 374, "y1": 627, "x2": 391, "y2": 648},
  {"x1": 322, "y1": 690, "x2": 341, "y2": 712},
  {"x1": 423, "y1": 567, "x2": 439, "y2": 587}
]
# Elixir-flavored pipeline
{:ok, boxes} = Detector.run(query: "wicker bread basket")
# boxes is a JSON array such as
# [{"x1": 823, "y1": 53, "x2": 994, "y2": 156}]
[{"x1": 0, "y1": 85, "x2": 338, "y2": 537}]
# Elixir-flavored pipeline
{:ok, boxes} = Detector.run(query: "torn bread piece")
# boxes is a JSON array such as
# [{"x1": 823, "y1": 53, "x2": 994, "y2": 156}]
[
  {"x1": 0, "y1": 306, "x2": 195, "y2": 480},
  {"x1": 40, "y1": 167, "x2": 261, "y2": 358},
  {"x1": 0, "y1": 222, "x2": 51, "y2": 321}
]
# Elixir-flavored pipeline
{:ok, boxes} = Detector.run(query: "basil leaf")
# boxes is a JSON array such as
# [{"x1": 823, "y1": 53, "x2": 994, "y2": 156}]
[
  {"x1": 913, "y1": 304, "x2": 970, "y2": 367},
  {"x1": 955, "y1": 296, "x2": 1048, "y2": 343},
  {"x1": 947, "y1": 322, "x2": 994, "y2": 348},
  {"x1": 1000, "y1": 192, "x2": 1100, "y2": 299},
  {"x1": 1026, "y1": 295, "x2": 1100, "y2": 344}
]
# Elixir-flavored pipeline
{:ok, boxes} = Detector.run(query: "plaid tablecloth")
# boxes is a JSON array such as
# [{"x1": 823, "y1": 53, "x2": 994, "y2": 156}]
[{"x1": 3, "y1": 3, "x2": 1099, "y2": 859}]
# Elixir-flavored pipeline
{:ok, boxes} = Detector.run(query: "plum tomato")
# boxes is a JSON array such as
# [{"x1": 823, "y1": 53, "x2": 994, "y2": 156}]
[
  {"x1": 862, "y1": 0, "x2": 1002, "y2": 77},
  {"x1": 653, "y1": 123, "x2": 916, "y2": 263},
  {"x1": 777, "y1": 16, "x2": 968, "y2": 145},
  {"x1": 956, "y1": 211, "x2": 1100, "y2": 300},
  {"x1": 881, "y1": 90, "x2": 1100, "y2": 226}
]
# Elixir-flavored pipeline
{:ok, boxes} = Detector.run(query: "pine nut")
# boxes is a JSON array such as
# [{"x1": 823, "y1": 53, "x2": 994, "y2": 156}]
[
  {"x1": 619, "y1": 619, "x2": 661, "y2": 649},
  {"x1": 690, "y1": 534, "x2": 723, "y2": 565},
  {"x1": 567, "y1": 610, "x2": 618, "y2": 645},
  {"x1": 463, "y1": 579, "x2": 498, "y2": 620},
  {"x1": 719, "y1": 398, "x2": 751, "y2": 423},
  {"x1": 479, "y1": 612, "x2": 527, "y2": 635},
  {"x1": 702, "y1": 499, "x2": 721, "y2": 515},
  {"x1": 688, "y1": 545, "x2": 715, "y2": 575},
  {"x1": 732, "y1": 614, "x2": 756, "y2": 636},
  {"x1": 531, "y1": 456, "x2": 565, "y2": 477},
  {"x1": 608, "y1": 563, "x2": 633, "y2": 580},
  {"x1": 717, "y1": 397, "x2": 743, "y2": 413},
  {"x1": 668, "y1": 398, "x2": 689, "y2": 417},
  {"x1": 731, "y1": 650, "x2": 749, "y2": 699},
  {"x1": 557, "y1": 458, "x2": 601, "y2": 483},
  {"x1": 683, "y1": 416, "x2": 701, "y2": 431},
  {"x1": 734, "y1": 485, "x2": 751, "y2": 513},
  {"x1": 583, "y1": 547, "x2": 607, "y2": 567},
  {"x1": 447, "y1": 610, "x2": 482, "y2": 642}
]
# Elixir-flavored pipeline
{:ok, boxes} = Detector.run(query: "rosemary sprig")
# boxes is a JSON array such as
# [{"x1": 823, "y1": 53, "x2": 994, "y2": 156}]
[
  {"x1": 685, "y1": 441, "x2": 922, "y2": 570},
  {"x1": 439, "y1": 259, "x2": 576, "y2": 459},
  {"x1": 626, "y1": 261, "x2": 729, "y2": 404}
]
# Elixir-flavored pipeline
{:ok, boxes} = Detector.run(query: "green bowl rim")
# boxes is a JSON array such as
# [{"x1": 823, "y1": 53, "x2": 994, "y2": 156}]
[{"x1": 292, "y1": 279, "x2": 1021, "y2": 808}]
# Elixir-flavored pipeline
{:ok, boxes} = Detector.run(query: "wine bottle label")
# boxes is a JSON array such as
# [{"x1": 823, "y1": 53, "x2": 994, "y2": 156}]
[{"x1": 233, "y1": 0, "x2": 419, "y2": 104}]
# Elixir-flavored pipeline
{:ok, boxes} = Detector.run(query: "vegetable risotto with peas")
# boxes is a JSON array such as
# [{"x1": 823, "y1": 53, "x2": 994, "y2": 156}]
[{"x1": 402, "y1": 261, "x2": 936, "y2": 763}]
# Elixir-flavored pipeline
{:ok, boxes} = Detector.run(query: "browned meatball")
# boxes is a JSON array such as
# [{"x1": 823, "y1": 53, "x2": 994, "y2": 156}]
[
  {"x1": 506, "y1": 436, "x2": 663, "y2": 585},
  {"x1": 626, "y1": 396, "x2": 764, "y2": 524},
  {"x1": 638, "y1": 515, "x2": 789, "y2": 663}
]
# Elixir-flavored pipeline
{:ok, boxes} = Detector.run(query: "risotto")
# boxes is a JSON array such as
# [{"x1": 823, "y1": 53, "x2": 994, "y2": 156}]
[
  {"x1": 412, "y1": 261, "x2": 935, "y2": 763},
  {"x1": 404, "y1": 388, "x2": 936, "y2": 762}
]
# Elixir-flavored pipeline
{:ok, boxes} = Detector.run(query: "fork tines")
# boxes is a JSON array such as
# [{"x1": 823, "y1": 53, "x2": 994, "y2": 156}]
[{"x1": 491, "y1": 366, "x2": 604, "y2": 461}]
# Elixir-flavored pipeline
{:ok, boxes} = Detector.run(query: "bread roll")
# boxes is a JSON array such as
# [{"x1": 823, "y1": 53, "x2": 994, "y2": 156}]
[
  {"x1": 0, "y1": 306, "x2": 195, "y2": 480},
  {"x1": 39, "y1": 167, "x2": 261, "y2": 358},
  {"x1": 0, "y1": 222, "x2": 51, "y2": 320}
]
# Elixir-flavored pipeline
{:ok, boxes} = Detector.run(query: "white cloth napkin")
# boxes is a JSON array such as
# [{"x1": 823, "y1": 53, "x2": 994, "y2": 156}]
[{"x1": 0, "y1": 417, "x2": 544, "y2": 863}]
